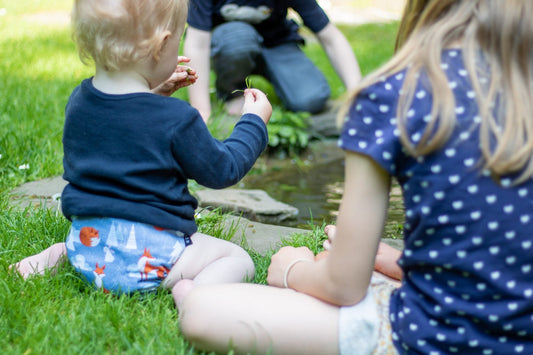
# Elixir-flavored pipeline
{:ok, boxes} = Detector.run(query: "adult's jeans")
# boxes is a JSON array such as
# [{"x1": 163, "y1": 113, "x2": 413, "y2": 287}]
[{"x1": 211, "y1": 21, "x2": 331, "y2": 113}]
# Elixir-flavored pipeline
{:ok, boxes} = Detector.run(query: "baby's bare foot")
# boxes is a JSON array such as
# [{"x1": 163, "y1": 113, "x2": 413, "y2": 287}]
[{"x1": 10, "y1": 243, "x2": 67, "y2": 279}]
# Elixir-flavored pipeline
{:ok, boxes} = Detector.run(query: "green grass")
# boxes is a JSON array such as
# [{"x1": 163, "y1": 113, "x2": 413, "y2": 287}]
[{"x1": 0, "y1": 1, "x2": 398, "y2": 353}]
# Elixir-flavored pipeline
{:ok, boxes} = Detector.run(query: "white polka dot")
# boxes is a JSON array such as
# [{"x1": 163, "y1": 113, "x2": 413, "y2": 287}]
[
  {"x1": 369, "y1": 93, "x2": 377, "y2": 100},
  {"x1": 375, "y1": 130, "x2": 383, "y2": 137},
  {"x1": 438, "y1": 215, "x2": 449, "y2": 223},
  {"x1": 421, "y1": 206, "x2": 430, "y2": 215},
  {"x1": 503, "y1": 205, "x2": 514, "y2": 214},
  {"x1": 431, "y1": 165, "x2": 442, "y2": 173},
  {"x1": 506, "y1": 256, "x2": 516, "y2": 265},
  {"x1": 441, "y1": 63, "x2": 449, "y2": 70},
  {"x1": 489, "y1": 315, "x2": 499, "y2": 322},
  {"x1": 407, "y1": 109, "x2": 415, "y2": 117},
  {"x1": 467, "y1": 90, "x2": 476, "y2": 98},
  {"x1": 470, "y1": 211, "x2": 482, "y2": 220},
  {"x1": 489, "y1": 246, "x2": 500, "y2": 255},
  {"x1": 445, "y1": 148, "x2": 456, "y2": 157},
  {"x1": 429, "y1": 250, "x2": 438, "y2": 258},
  {"x1": 455, "y1": 106, "x2": 465, "y2": 115},
  {"x1": 457, "y1": 250, "x2": 467, "y2": 258},
  {"x1": 507, "y1": 280, "x2": 516, "y2": 289},
  {"x1": 488, "y1": 221, "x2": 499, "y2": 230},
  {"x1": 524, "y1": 289, "x2": 532, "y2": 297},
  {"x1": 409, "y1": 323, "x2": 418, "y2": 331},
  {"x1": 518, "y1": 188, "x2": 528, "y2": 197},
  {"x1": 358, "y1": 141, "x2": 368, "y2": 149},
  {"x1": 522, "y1": 241, "x2": 532, "y2": 249},
  {"x1": 469, "y1": 339, "x2": 479, "y2": 347},
  {"x1": 448, "y1": 175, "x2": 460, "y2": 184},
  {"x1": 464, "y1": 158, "x2": 475, "y2": 167},
  {"x1": 515, "y1": 345, "x2": 524, "y2": 353},
  {"x1": 474, "y1": 261, "x2": 484, "y2": 270},
  {"x1": 460, "y1": 131, "x2": 470, "y2": 140},
  {"x1": 355, "y1": 104, "x2": 363, "y2": 111},
  {"x1": 452, "y1": 201, "x2": 463, "y2": 209},
  {"x1": 363, "y1": 117, "x2": 372, "y2": 124},
  {"x1": 395, "y1": 73, "x2": 404, "y2": 80},
  {"x1": 415, "y1": 90, "x2": 426, "y2": 99},
  {"x1": 348, "y1": 128, "x2": 357, "y2": 136},
  {"x1": 458, "y1": 69, "x2": 468, "y2": 76},
  {"x1": 491, "y1": 271, "x2": 501, "y2": 279},
  {"x1": 434, "y1": 191, "x2": 445, "y2": 200},
  {"x1": 449, "y1": 81, "x2": 458, "y2": 89},
  {"x1": 477, "y1": 283, "x2": 486, "y2": 291},
  {"x1": 412, "y1": 132, "x2": 421, "y2": 142},
  {"x1": 436, "y1": 333, "x2": 446, "y2": 341},
  {"x1": 449, "y1": 50, "x2": 458, "y2": 57},
  {"x1": 472, "y1": 236, "x2": 482, "y2": 244},
  {"x1": 442, "y1": 238, "x2": 452, "y2": 246},
  {"x1": 501, "y1": 178, "x2": 511, "y2": 187},
  {"x1": 385, "y1": 83, "x2": 392, "y2": 90},
  {"x1": 379, "y1": 105, "x2": 389, "y2": 113},
  {"x1": 467, "y1": 185, "x2": 479, "y2": 194},
  {"x1": 505, "y1": 231, "x2": 516, "y2": 239},
  {"x1": 520, "y1": 215, "x2": 530, "y2": 224},
  {"x1": 521, "y1": 264, "x2": 531, "y2": 274},
  {"x1": 485, "y1": 195, "x2": 497, "y2": 204}
]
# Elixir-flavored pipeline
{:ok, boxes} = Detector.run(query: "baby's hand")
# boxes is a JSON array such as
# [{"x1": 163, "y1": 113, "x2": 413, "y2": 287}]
[
  {"x1": 241, "y1": 88, "x2": 272, "y2": 125},
  {"x1": 152, "y1": 56, "x2": 198, "y2": 96}
]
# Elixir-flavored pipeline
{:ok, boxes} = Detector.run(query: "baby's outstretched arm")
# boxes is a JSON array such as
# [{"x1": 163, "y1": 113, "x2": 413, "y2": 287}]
[
  {"x1": 152, "y1": 56, "x2": 198, "y2": 97},
  {"x1": 10, "y1": 242, "x2": 67, "y2": 279}
]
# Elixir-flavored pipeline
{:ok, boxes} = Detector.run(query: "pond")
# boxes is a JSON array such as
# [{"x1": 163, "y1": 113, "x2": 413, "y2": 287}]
[{"x1": 240, "y1": 146, "x2": 405, "y2": 239}]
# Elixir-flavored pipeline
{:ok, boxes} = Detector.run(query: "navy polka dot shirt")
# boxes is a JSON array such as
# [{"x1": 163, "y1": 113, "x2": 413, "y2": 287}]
[{"x1": 339, "y1": 50, "x2": 533, "y2": 354}]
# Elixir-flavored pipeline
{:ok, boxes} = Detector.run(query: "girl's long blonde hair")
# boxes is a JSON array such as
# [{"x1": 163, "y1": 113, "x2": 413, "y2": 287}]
[{"x1": 341, "y1": 0, "x2": 533, "y2": 184}]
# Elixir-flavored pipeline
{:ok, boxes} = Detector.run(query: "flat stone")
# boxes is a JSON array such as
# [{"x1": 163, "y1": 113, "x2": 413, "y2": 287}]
[
  {"x1": 195, "y1": 188, "x2": 299, "y2": 224},
  {"x1": 9, "y1": 176, "x2": 66, "y2": 211},
  {"x1": 220, "y1": 216, "x2": 309, "y2": 255}
]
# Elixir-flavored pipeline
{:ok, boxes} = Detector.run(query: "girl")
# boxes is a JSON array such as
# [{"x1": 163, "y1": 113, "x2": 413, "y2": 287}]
[{"x1": 175, "y1": 1, "x2": 533, "y2": 354}]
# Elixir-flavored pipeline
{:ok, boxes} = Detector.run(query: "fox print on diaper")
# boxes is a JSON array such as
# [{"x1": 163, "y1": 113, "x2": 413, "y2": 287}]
[{"x1": 66, "y1": 217, "x2": 189, "y2": 293}]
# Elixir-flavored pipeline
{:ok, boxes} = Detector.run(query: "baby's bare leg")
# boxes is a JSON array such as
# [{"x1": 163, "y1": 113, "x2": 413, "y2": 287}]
[
  {"x1": 11, "y1": 242, "x2": 67, "y2": 279},
  {"x1": 163, "y1": 233, "x2": 255, "y2": 306}
]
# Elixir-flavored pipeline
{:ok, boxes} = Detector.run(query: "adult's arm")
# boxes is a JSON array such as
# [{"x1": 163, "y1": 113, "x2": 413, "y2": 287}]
[
  {"x1": 184, "y1": 27, "x2": 212, "y2": 122},
  {"x1": 316, "y1": 22, "x2": 362, "y2": 91}
]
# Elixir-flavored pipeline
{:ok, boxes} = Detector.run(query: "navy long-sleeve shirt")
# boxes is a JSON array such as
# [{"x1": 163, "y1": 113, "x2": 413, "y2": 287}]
[{"x1": 61, "y1": 78, "x2": 268, "y2": 235}]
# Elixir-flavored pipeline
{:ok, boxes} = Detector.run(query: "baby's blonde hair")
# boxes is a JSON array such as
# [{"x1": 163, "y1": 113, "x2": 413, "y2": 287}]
[
  {"x1": 341, "y1": 0, "x2": 533, "y2": 184},
  {"x1": 71, "y1": 0, "x2": 188, "y2": 71}
]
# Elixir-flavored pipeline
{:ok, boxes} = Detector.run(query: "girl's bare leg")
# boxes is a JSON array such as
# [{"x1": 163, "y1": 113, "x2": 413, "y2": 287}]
[
  {"x1": 10, "y1": 242, "x2": 67, "y2": 279},
  {"x1": 179, "y1": 283, "x2": 339, "y2": 355}
]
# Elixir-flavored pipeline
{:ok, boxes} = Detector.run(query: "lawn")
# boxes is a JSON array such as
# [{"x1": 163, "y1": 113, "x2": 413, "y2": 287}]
[{"x1": 0, "y1": 1, "x2": 399, "y2": 353}]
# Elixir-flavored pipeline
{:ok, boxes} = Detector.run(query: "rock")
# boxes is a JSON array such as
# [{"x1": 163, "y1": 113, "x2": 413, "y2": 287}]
[
  {"x1": 9, "y1": 176, "x2": 66, "y2": 211},
  {"x1": 195, "y1": 188, "x2": 299, "y2": 224}
]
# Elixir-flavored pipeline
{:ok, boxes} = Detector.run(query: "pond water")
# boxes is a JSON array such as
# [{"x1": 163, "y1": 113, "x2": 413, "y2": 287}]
[{"x1": 241, "y1": 155, "x2": 405, "y2": 238}]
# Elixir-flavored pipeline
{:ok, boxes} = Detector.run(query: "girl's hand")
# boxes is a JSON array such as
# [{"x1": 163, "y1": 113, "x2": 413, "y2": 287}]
[
  {"x1": 241, "y1": 88, "x2": 272, "y2": 125},
  {"x1": 152, "y1": 56, "x2": 198, "y2": 96},
  {"x1": 267, "y1": 246, "x2": 314, "y2": 288}
]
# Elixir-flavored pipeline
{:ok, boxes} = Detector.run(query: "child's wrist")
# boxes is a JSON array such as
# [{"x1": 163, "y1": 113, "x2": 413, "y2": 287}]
[{"x1": 283, "y1": 258, "x2": 312, "y2": 288}]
